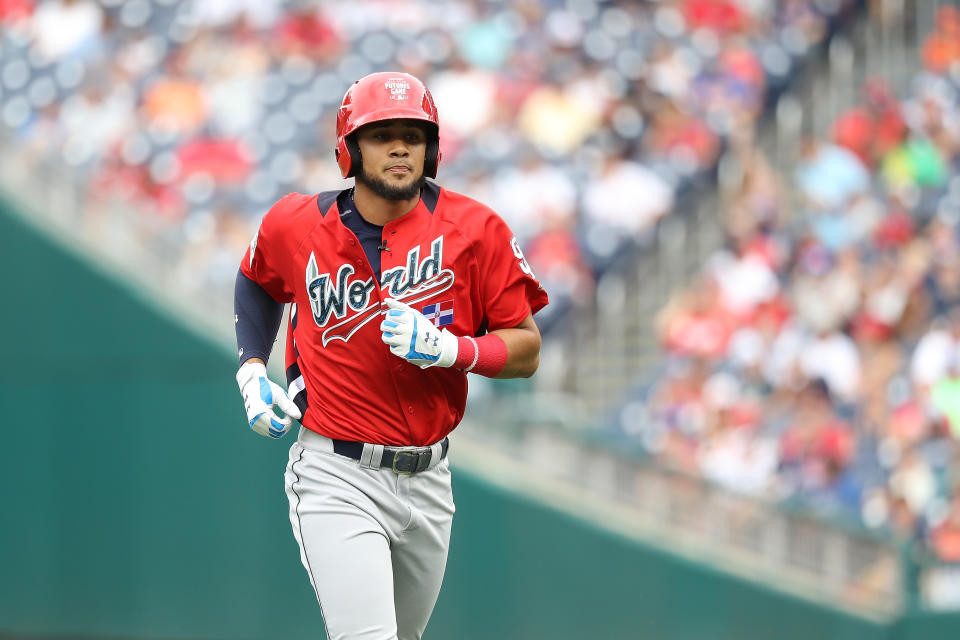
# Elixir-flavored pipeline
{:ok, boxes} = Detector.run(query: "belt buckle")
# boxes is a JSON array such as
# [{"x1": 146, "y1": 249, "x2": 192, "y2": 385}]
[{"x1": 392, "y1": 448, "x2": 429, "y2": 474}]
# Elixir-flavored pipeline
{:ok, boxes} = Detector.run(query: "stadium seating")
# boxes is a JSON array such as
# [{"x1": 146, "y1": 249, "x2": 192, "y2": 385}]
[
  {"x1": 611, "y1": 11, "x2": 960, "y2": 573},
  {"x1": 0, "y1": 0, "x2": 856, "y2": 332}
]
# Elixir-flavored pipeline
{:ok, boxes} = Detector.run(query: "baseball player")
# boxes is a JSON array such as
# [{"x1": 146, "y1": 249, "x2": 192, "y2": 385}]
[{"x1": 233, "y1": 71, "x2": 548, "y2": 640}]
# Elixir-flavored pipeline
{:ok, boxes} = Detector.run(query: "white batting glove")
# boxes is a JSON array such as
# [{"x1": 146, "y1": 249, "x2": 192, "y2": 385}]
[
  {"x1": 236, "y1": 361, "x2": 302, "y2": 439},
  {"x1": 380, "y1": 298, "x2": 458, "y2": 368}
]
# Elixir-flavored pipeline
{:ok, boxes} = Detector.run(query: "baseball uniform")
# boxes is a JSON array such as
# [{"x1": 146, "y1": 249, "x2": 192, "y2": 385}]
[{"x1": 233, "y1": 69, "x2": 548, "y2": 640}]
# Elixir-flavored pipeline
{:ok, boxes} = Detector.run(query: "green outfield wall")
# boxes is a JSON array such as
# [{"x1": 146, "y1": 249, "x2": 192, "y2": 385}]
[{"x1": 1, "y1": 199, "x2": 958, "y2": 640}]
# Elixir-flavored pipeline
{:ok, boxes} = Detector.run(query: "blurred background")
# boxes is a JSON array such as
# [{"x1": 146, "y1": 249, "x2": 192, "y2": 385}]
[{"x1": 2, "y1": 0, "x2": 960, "y2": 638}]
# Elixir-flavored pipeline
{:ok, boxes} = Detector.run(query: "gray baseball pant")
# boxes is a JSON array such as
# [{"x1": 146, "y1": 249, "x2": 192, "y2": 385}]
[{"x1": 284, "y1": 427, "x2": 456, "y2": 640}]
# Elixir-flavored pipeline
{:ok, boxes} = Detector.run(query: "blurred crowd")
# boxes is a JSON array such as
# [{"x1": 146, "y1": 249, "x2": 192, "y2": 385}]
[
  {"x1": 622, "y1": 5, "x2": 960, "y2": 569},
  {"x1": 0, "y1": 0, "x2": 856, "y2": 330}
]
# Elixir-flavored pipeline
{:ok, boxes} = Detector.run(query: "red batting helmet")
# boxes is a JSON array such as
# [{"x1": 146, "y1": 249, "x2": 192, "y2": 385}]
[{"x1": 335, "y1": 72, "x2": 441, "y2": 179}]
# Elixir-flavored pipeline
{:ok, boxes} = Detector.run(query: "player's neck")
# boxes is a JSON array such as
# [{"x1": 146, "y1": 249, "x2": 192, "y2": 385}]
[{"x1": 352, "y1": 184, "x2": 420, "y2": 226}]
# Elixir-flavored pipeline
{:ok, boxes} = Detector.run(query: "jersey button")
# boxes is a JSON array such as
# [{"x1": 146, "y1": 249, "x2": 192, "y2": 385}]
[
  {"x1": 349, "y1": 239, "x2": 356, "y2": 246},
  {"x1": 407, "y1": 405, "x2": 415, "y2": 414}
]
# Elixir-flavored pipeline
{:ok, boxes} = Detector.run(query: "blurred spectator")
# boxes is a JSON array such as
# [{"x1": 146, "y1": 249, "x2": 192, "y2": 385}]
[
  {"x1": 30, "y1": 0, "x2": 102, "y2": 62},
  {"x1": 0, "y1": 0, "x2": 33, "y2": 26},
  {"x1": 683, "y1": 0, "x2": 749, "y2": 35},
  {"x1": 921, "y1": 6, "x2": 960, "y2": 75},
  {"x1": 777, "y1": 380, "x2": 859, "y2": 510},
  {"x1": 645, "y1": 358, "x2": 712, "y2": 472},
  {"x1": 177, "y1": 137, "x2": 253, "y2": 184},
  {"x1": 930, "y1": 495, "x2": 960, "y2": 563},
  {"x1": 274, "y1": 5, "x2": 342, "y2": 60},
  {"x1": 582, "y1": 153, "x2": 674, "y2": 241},
  {"x1": 931, "y1": 362, "x2": 960, "y2": 439},
  {"x1": 189, "y1": 0, "x2": 281, "y2": 30},
  {"x1": 455, "y1": 4, "x2": 515, "y2": 69},
  {"x1": 516, "y1": 79, "x2": 604, "y2": 156},
  {"x1": 911, "y1": 309, "x2": 960, "y2": 389},
  {"x1": 852, "y1": 252, "x2": 912, "y2": 343},
  {"x1": 870, "y1": 196, "x2": 913, "y2": 250},
  {"x1": 524, "y1": 224, "x2": 594, "y2": 307},
  {"x1": 926, "y1": 254, "x2": 960, "y2": 319},
  {"x1": 831, "y1": 77, "x2": 906, "y2": 168},
  {"x1": 142, "y1": 67, "x2": 207, "y2": 135},
  {"x1": 795, "y1": 138, "x2": 870, "y2": 212},
  {"x1": 726, "y1": 294, "x2": 791, "y2": 382},
  {"x1": 658, "y1": 276, "x2": 735, "y2": 360},
  {"x1": 889, "y1": 450, "x2": 938, "y2": 521},
  {"x1": 697, "y1": 39, "x2": 767, "y2": 128},
  {"x1": 58, "y1": 79, "x2": 135, "y2": 167},
  {"x1": 490, "y1": 153, "x2": 577, "y2": 243},
  {"x1": 722, "y1": 147, "x2": 786, "y2": 241},
  {"x1": 797, "y1": 328, "x2": 862, "y2": 403},
  {"x1": 647, "y1": 41, "x2": 698, "y2": 102},
  {"x1": 706, "y1": 238, "x2": 780, "y2": 319},
  {"x1": 697, "y1": 371, "x2": 774, "y2": 495},
  {"x1": 791, "y1": 243, "x2": 860, "y2": 332},
  {"x1": 646, "y1": 98, "x2": 720, "y2": 176},
  {"x1": 881, "y1": 137, "x2": 948, "y2": 193}
]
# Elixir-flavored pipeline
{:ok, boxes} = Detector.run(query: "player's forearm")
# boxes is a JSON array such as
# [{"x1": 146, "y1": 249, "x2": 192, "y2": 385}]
[
  {"x1": 489, "y1": 316, "x2": 542, "y2": 379},
  {"x1": 234, "y1": 269, "x2": 284, "y2": 364}
]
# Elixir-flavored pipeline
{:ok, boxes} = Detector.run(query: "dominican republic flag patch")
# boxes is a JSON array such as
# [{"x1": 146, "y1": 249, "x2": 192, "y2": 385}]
[{"x1": 422, "y1": 300, "x2": 454, "y2": 327}]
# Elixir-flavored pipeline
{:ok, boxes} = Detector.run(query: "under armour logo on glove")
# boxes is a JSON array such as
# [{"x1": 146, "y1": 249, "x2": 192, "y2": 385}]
[{"x1": 380, "y1": 298, "x2": 459, "y2": 368}]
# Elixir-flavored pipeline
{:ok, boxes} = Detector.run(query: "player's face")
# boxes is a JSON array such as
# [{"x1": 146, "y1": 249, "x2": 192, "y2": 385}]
[{"x1": 354, "y1": 120, "x2": 428, "y2": 201}]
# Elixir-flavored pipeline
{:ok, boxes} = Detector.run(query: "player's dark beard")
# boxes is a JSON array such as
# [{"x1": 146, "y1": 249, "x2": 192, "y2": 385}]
[{"x1": 355, "y1": 167, "x2": 426, "y2": 201}]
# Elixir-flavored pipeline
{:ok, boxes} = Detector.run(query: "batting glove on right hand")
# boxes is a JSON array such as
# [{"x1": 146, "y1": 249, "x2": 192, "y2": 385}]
[
  {"x1": 236, "y1": 361, "x2": 302, "y2": 439},
  {"x1": 380, "y1": 297, "x2": 459, "y2": 368}
]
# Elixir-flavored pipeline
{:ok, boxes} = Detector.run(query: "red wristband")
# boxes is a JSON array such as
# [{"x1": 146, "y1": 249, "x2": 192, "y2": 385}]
[{"x1": 454, "y1": 334, "x2": 508, "y2": 377}]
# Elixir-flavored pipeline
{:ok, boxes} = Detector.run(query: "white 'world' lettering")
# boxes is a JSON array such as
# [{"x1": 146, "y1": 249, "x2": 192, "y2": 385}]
[{"x1": 306, "y1": 236, "x2": 446, "y2": 330}]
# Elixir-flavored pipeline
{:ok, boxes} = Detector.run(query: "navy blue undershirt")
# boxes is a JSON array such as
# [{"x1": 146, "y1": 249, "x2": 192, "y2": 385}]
[
  {"x1": 234, "y1": 270, "x2": 282, "y2": 364},
  {"x1": 339, "y1": 190, "x2": 385, "y2": 280}
]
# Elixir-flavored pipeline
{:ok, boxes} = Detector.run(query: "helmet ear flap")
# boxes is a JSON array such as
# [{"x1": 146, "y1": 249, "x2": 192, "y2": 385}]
[
  {"x1": 424, "y1": 137, "x2": 439, "y2": 179},
  {"x1": 344, "y1": 136, "x2": 362, "y2": 178}
]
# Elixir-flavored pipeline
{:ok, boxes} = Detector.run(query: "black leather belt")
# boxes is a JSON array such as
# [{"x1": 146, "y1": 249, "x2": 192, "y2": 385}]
[{"x1": 332, "y1": 438, "x2": 449, "y2": 474}]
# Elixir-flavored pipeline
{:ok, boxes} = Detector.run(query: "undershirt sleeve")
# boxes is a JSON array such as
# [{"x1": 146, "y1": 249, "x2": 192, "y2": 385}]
[{"x1": 234, "y1": 269, "x2": 284, "y2": 364}]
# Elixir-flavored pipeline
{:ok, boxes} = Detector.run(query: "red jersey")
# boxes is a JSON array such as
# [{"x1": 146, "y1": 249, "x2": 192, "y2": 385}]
[{"x1": 240, "y1": 182, "x2": 548, "y2": 446}]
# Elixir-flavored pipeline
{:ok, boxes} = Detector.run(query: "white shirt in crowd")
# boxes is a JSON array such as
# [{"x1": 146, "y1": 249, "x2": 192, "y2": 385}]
[{"x1": 911, "y1": 328, "x2": 960, "y2": 387}]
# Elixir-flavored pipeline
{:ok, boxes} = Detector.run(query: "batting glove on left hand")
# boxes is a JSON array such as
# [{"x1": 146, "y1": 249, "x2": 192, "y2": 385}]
[
  {"x1": 236, "y1": 361, "x2": 302, "y2": 439},
  {"x1": 380, "y1": 298, "x2": 458, "y2": 368}
]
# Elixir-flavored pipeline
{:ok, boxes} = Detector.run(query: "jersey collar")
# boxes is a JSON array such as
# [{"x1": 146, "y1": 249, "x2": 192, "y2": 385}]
[{"x1": 324, "y1": 182, "x2": 441, "y2": 235}]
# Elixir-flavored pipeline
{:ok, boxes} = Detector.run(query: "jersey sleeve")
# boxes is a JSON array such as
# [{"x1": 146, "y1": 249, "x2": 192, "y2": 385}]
[
  {"x1": 476, "y1": 213, "x2": 549, "y2": 331},
  {"x1": 239, "y1": 193, "x2": 301, "y2": 303}
]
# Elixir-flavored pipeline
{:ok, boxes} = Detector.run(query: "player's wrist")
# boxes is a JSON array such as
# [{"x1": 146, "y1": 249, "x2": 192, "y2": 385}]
[
  {"x1": 434, "y1": 329, "x2": 459, "y2": 368},
  {"x1": 236, "y1": 360, "x2": 268, "y2": 389},
  {"x1": 453, "y1": 337, "x2": 477, "y2": 371},
  {"x1": 453, "y1": 334, "x2": 507, "y2": 377}
]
